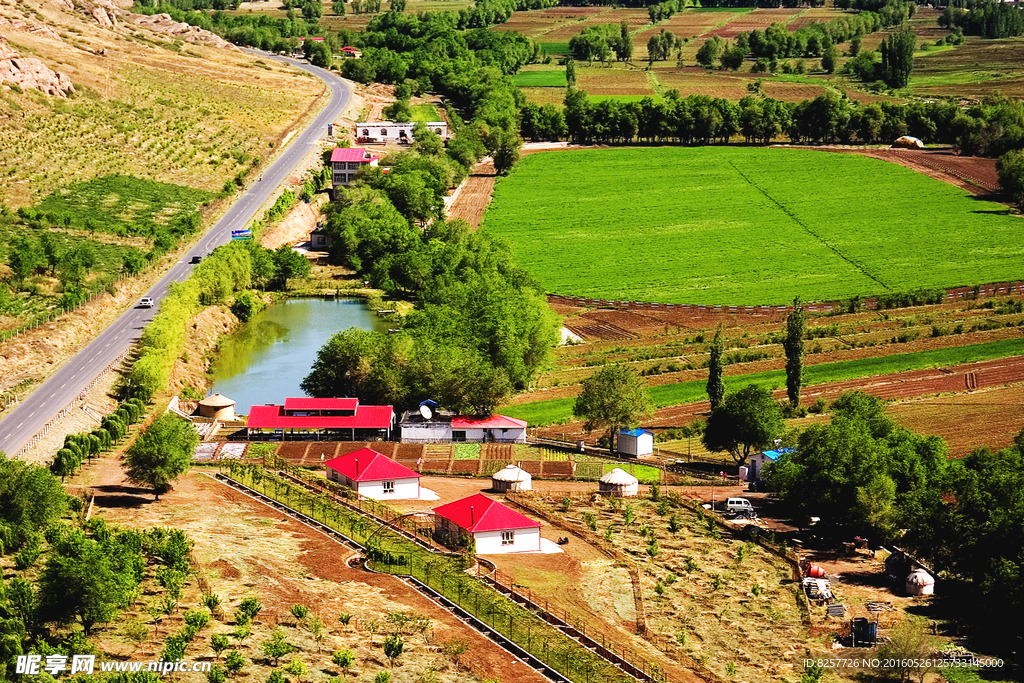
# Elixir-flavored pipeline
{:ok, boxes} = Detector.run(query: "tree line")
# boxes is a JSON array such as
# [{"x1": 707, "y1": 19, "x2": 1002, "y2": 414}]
[{"x1": 940, "y1": 0, "x2": 1024, "y2": 39}]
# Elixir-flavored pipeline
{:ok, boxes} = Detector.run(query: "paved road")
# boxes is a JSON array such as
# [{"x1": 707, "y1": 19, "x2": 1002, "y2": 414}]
[{"x1": 0, "y1": 55, "x2": 351, "y2": 458}]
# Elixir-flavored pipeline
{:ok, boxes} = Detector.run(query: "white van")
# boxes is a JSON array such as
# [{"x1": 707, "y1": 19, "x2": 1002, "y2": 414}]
[{"x1": 726, "y1": 497, "x2": 754, "y2": 514}]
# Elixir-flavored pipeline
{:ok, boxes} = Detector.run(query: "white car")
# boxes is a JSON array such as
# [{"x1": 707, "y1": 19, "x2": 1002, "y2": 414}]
[{"x1": 139, "y1": 297, "x2": 154, "y2": 308}]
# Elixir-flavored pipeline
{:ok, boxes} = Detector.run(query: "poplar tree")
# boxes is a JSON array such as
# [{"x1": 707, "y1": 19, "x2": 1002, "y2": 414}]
[
  {"x1": 706, "y1": 326, "x2": 725, "y2": 411},
  {"x1": 784, "y1": 297, "x2": 805, "y2": 409}
]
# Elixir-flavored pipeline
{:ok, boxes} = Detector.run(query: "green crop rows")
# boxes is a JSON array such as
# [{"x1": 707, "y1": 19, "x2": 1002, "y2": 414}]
[
  {"x1": 481, "y1": 148, "x2": 1024, "y2": 306},
  {"x1": 512, "y1": 70, "x2": 568, "y2": 87},
  {"x1": 409, "y1": 103, "x2": 442, "y2": 122},
  {"x1": 36, "y1": 175, "x2": 214, "y2": 239},
  {"x1": 503, "y1": 337, "x2": 1024, "y2": 426}
]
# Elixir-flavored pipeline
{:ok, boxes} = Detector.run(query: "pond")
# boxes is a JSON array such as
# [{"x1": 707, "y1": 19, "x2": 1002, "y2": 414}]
[{"x1": 207, "y1": 298, "x2": 385, "y2": 414}]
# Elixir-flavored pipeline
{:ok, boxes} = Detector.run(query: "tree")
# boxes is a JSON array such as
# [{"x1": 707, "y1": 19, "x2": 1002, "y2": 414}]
[
  {"x1": 333, "y1": 649, "x2": 355, "y2": 676},
  {"x1": 7, "y1": 235, "x2": 43, "y2": 283},
  {"x1": 262, "y1": 628, "x2": 294, "y2": 666},
  {"x1": 877, "y1": 618, "x2": 936, "y2": 682},
  {"x1": 36, "y1": 537, "x2": 123, "y2": 635},
  {"x1": 573, "y1": 364, "x2": 653, "y2": 452},
  {"x1": 880, "y1": 30, "x2": 915, "y2": 88},
  {"x1": 383, "y1": 634, "x2": 404, "y2": 667},
  {"x1": 821, "y1": 44, "x2": 839, "y2": 74},
  {"x1": 389, "y1": 0, "x2": 405, "y2": 10},
  {"x1": 702, "y1": 384, "x2": 783, "y2": 465},
  {"x1": 272, "y1": 244, "x2": 311, "y2": 289},
  {"x1": 696, "y1": 36, "x2": 724, "y2": 68},
  {"x1": 783, "y1": 297, "x2": 805, "y2": 409},
  {"x1": 565, "y1": 58, "x2": 577, "y2": 87},
  {"x1": 705, "y1": 326, "x2": 725, "y2": 411},
  {"x1": 332, "y1": 0, "x2": 346, "y2": 14},
  {"x1": 997, "y1": 149, "x2": 1024, "y2": 210},
  {"x1": 488, "y1": 128, "x2": 522, "y2": 176},
  {"x1": 121, "y1": 414, "x2": 199, "y2": 498},
  {"x1": 720, "y1": 43, "x2": 745, "y2": 71},
  {"x1": 225, "y1": 650, "x2": 245, "y2": 674},
  {"x1": 211, "y1": 633, "x2": 231, "y2": 659},
  {"x1": 306, "y1": 614, "x2": 325, "y2": 653}
]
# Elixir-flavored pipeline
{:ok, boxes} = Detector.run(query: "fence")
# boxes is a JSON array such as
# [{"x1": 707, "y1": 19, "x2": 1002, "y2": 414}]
[
  {"x1": 12, "y1": 347, "x2": 133, "y2": 460},
  {"x1": 0, "y1": 273, "x2": 133, "y2": 344},
  {"x1": 219, "y1": 464, "x2": 680, "y2": 683}
]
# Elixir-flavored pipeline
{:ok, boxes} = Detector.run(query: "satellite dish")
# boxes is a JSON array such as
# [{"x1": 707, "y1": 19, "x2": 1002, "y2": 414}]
[{"x1": 419, "y1": 404, "x2": 433, "y2": 420}]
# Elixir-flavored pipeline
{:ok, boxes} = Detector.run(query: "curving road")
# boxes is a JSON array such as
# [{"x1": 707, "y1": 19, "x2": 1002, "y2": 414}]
[{"x1": 0, "y1": 55, "x2": 352, "y2": 458}]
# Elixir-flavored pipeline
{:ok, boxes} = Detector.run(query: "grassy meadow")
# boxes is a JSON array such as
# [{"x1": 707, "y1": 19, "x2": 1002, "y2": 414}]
[{"x1": 482, "y1": 147, "x2": 1023, "y2": 306}]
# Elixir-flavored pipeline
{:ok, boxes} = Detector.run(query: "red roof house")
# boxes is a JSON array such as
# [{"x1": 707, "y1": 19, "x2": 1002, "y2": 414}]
[
  {"x1": 246, "y1": 398, "x2": 393, "y2": 439},
  {"x1": 433, "y1": 494, "x2": 541, "y2": 554},
  {"x1": 324, "y1": 448, "x2": 421, "y2": 500},
  {"x1": 330, "y1": 148, "x2": 380, "y2": 189}
]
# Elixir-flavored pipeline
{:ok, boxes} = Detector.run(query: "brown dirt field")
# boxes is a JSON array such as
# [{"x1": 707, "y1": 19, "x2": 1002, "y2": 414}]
[
  {"x1": 797, "y1": 146, "x2": 1001, "y2": 196},
  {"x1": 888, "y1": 383, "x2": 1024, "y2": 457},
  {"x1": 707, "y1": 8, "x2": 803, "y2": 38},
  {"x1": 89, "y1": 466, "x2": 551, "y2": 683},
  {"x1": 578, "y1": 68, "x2": 654, "y2": 96},
  {"x1": 446, "y1": 158, "x2": 496, "y2": 229}
]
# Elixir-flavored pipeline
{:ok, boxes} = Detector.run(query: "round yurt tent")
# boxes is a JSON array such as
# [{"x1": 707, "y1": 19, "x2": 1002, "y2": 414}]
[
  {"x1": 492, "y1": 464, "x2": 532, "y2": 492},
  {"x1": 198, "y1": 393, "x2": 236, "y2": 421},
  {"x1": 905, "y1": 568, "x2": 935, "y2": 596},
  {"x1": 599, "y1": 468, "x2": 639, "y2": 497}
]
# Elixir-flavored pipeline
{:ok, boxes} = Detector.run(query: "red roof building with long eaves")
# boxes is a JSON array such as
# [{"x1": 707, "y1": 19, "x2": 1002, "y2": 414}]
[
  {"x1": 246, "y1": 398, "x2": 394, "y2": 440},
  {"x1": 323, "y1": 448, "x2": 420, "y2": 500},
  {"x1": 330, "y1": 147, "x2": 379, "y2": 189}
]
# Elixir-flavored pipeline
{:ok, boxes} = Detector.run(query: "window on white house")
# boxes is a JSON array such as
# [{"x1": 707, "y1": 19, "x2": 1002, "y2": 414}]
[
  {"x1": 383, "y1": 480, "x2": 395, "y2": 494},
  {"x1": 501, "y1": 530, "x2": 514, "y2": 546}
]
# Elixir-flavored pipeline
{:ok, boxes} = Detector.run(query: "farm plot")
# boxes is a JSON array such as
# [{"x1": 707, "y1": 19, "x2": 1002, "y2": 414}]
[
  {"x1": 578, "y1": 67, "x2": 655, "y2": 96},
  {"x1": 706, "y1": 7, "x2": 804, "y2": 39},
  {"x1": 481, "y1": 147, "x2": 1024, "y2": 306},
  {"x1": 541, "y1": 10, "x2": 650, "y2": 44},
  {"x1": 512, "y1": 492, "x2": 809, "y2": 683},
  {"x1": 911, "y1": 37, "x2": 1024, "y2": 98},
  {"x1": 513, "y1": 68, "x2": 569, "y2": 88},
  {"x1": 35, "y1": 175, "x2": 214, "y2": 238},
  {"x1": 651, "y1": 68, "x2": 755, "y2": 100}
]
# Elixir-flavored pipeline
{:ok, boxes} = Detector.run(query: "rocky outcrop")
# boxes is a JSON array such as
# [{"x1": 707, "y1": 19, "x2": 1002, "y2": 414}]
[
  {"x1": 0, "y1": 36, "x2": 75, "y2": 97},
  {"x1": 0, "y1": 16, "x2": 65, "y2": 41},
  {"x1": 129, "y1": 12, "x2": 235, "y2": 49}
]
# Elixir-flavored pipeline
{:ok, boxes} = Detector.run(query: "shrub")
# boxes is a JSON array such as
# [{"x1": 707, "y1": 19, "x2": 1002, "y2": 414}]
[
  {"x1": 224, "y1": 650, "x2": 244, "y2": 673},
  {"x1": 383, "y1": 634, "x2": 404, "y2": 666},
  {"x1": 184, "y1": 610, "x2": 210, "y2": 631},
  {"x1": 338, "y1": 613, "x2": 353, "y2": 626},
  {"x1": 290, "y1": 604, "x2": 309, "y2": 620},
  {"x1": 211, "y1": 633, "x2": 230, "y2": 658},
  {"x1": 207, "y1": 667, "x2": 226, "y2": 683},
  {"x1": 375, "y1": 672, "x2": 391, "y2": 683}
]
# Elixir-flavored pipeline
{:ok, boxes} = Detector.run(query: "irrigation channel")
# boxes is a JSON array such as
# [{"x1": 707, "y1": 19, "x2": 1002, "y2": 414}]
[{"x1": 212, "y1": 462, "x2": 696, "y2": 683}]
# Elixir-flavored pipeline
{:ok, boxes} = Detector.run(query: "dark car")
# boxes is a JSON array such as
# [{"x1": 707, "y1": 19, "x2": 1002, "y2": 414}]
[
  {"x1": 189, "y1": 255, "x2": 202, "y2": 264},
  {"x1": 748, "y1": 479, "x2": 770, "y2": 492}
]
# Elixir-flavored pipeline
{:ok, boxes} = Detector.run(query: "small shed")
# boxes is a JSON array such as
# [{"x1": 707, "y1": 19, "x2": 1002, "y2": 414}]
[
  {"x1": 491, "y1": 464, "x2": 532, "y2": 493},
  {"x1": 617, "y1": 429, "x2": 653, "y2": 457},
  {"x1": 747, "y1": 448, "x2": 792, "y2": 481},
  {"x1": 599, "y1": 468, "x2": 639, "y2": 497},
  {"x1": 433, "y1": 493, "x2": 542, "y2": 554},
  {"x1": 198, "y1": 393, "x2": 236, "y2": 421},
  {"x1": 905, "y1": 568, "x2": 935, "y2": 596}
]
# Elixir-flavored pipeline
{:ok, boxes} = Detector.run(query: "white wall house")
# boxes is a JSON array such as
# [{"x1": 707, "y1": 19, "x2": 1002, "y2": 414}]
[
  {"x1": 356, "y1": 121, "x2": 449, "y2": 144},
  {"x1": 324, "y1": 447, "x2": 421, "y2": 500},
  {"x1": 617, "y1": 429, "x2": 654, "y2": 457},
  {"x1": 399, "y1": 413, "x2": 527, "y2": 444},
  {"x1": 433, "y1": 493, "x2": 542, "y2": 554}
]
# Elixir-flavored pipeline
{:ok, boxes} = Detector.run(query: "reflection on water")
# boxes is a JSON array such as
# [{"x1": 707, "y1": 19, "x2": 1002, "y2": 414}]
[{"x1": 208, "y1": 298, "x2": 382, "y2": 414}]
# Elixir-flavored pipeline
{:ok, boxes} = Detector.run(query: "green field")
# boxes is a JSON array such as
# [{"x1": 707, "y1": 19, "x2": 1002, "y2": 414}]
[
  {"x1": 536, "y1": 42, "x2": 571, "y2": 55},
  {"x1": 503, "y1": 336, "x2": 1024, "y2": 426},
  {"x1": 481, "y1": 148, "x2": 1024, "y2": 305},
  {"x1": 512, "y1": 70, "x2": 568, "y2": 87},
  {"x1": 36, "y1": 175, "x2": 213, "y2": 239},
  {"x1": 409, "y1": 103, "x2": 443, "y2": 122}
]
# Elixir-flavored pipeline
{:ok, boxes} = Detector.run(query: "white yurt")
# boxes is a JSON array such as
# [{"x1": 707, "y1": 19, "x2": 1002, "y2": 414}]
[
  {"x1": 198, "y1": 393, "x2": 236, "y2": 421},
  {"x1": 599, "y1": 468, "x2": 639, "y2": 497},
  {"x1": 905, "y1": 568, "x2": 935, "y2": 596},
  {"x1": 492, "y1": 464, "x2": 532, "y2": 493}
]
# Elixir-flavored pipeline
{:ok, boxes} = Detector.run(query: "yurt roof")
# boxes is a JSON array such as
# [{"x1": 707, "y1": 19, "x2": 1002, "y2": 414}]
[
  {"x1": 600, "y1": 468, "x2": 638, "y2": 485},
  {"x1": 199, "y1": 393, "x2": 236, "y2": 407},
  {"x1": 906, "y1": 568, "x2": 935, "y2": 585},
  {"x1": 492, "y1": 464, "x2": 530, "y2": 482}
]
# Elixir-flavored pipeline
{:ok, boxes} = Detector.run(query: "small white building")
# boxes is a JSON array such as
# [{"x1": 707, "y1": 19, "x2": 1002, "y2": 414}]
[
  {"x1": 747, "y1": 448, "x2": 792, "y2": 482},
  {"x1": 324, "y1": 447, "x2": 421, "y2": 500},
  {"x1": 617, "y1": 428, "x2": 653, "y2": 457},
  {"x1": 491, "y1": 464, "x2": 532, "y2": 493},
  {"x1": 433, "y1": 493, "x2": 541, "y2": 554},
  {"x1": 399, "y1": 412, "x2": 527, "y2": 444},
  {"x1": 599, "y1": 468, "x2": 639, "y2": 497},
  {"x1": 356, "y1": 121, "x2": 449, "y2": 144}
]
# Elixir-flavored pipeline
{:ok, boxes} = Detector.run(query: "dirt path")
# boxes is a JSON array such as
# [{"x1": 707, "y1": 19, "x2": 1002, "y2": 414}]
[{"x1": 447, "y1": 158, "x2": 496, "y2": 229}]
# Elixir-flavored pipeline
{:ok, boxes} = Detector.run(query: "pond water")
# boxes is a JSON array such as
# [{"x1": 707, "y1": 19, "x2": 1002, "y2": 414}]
[{"x1": 207, "y1": 298, "x2": 384, "y2": 414}]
